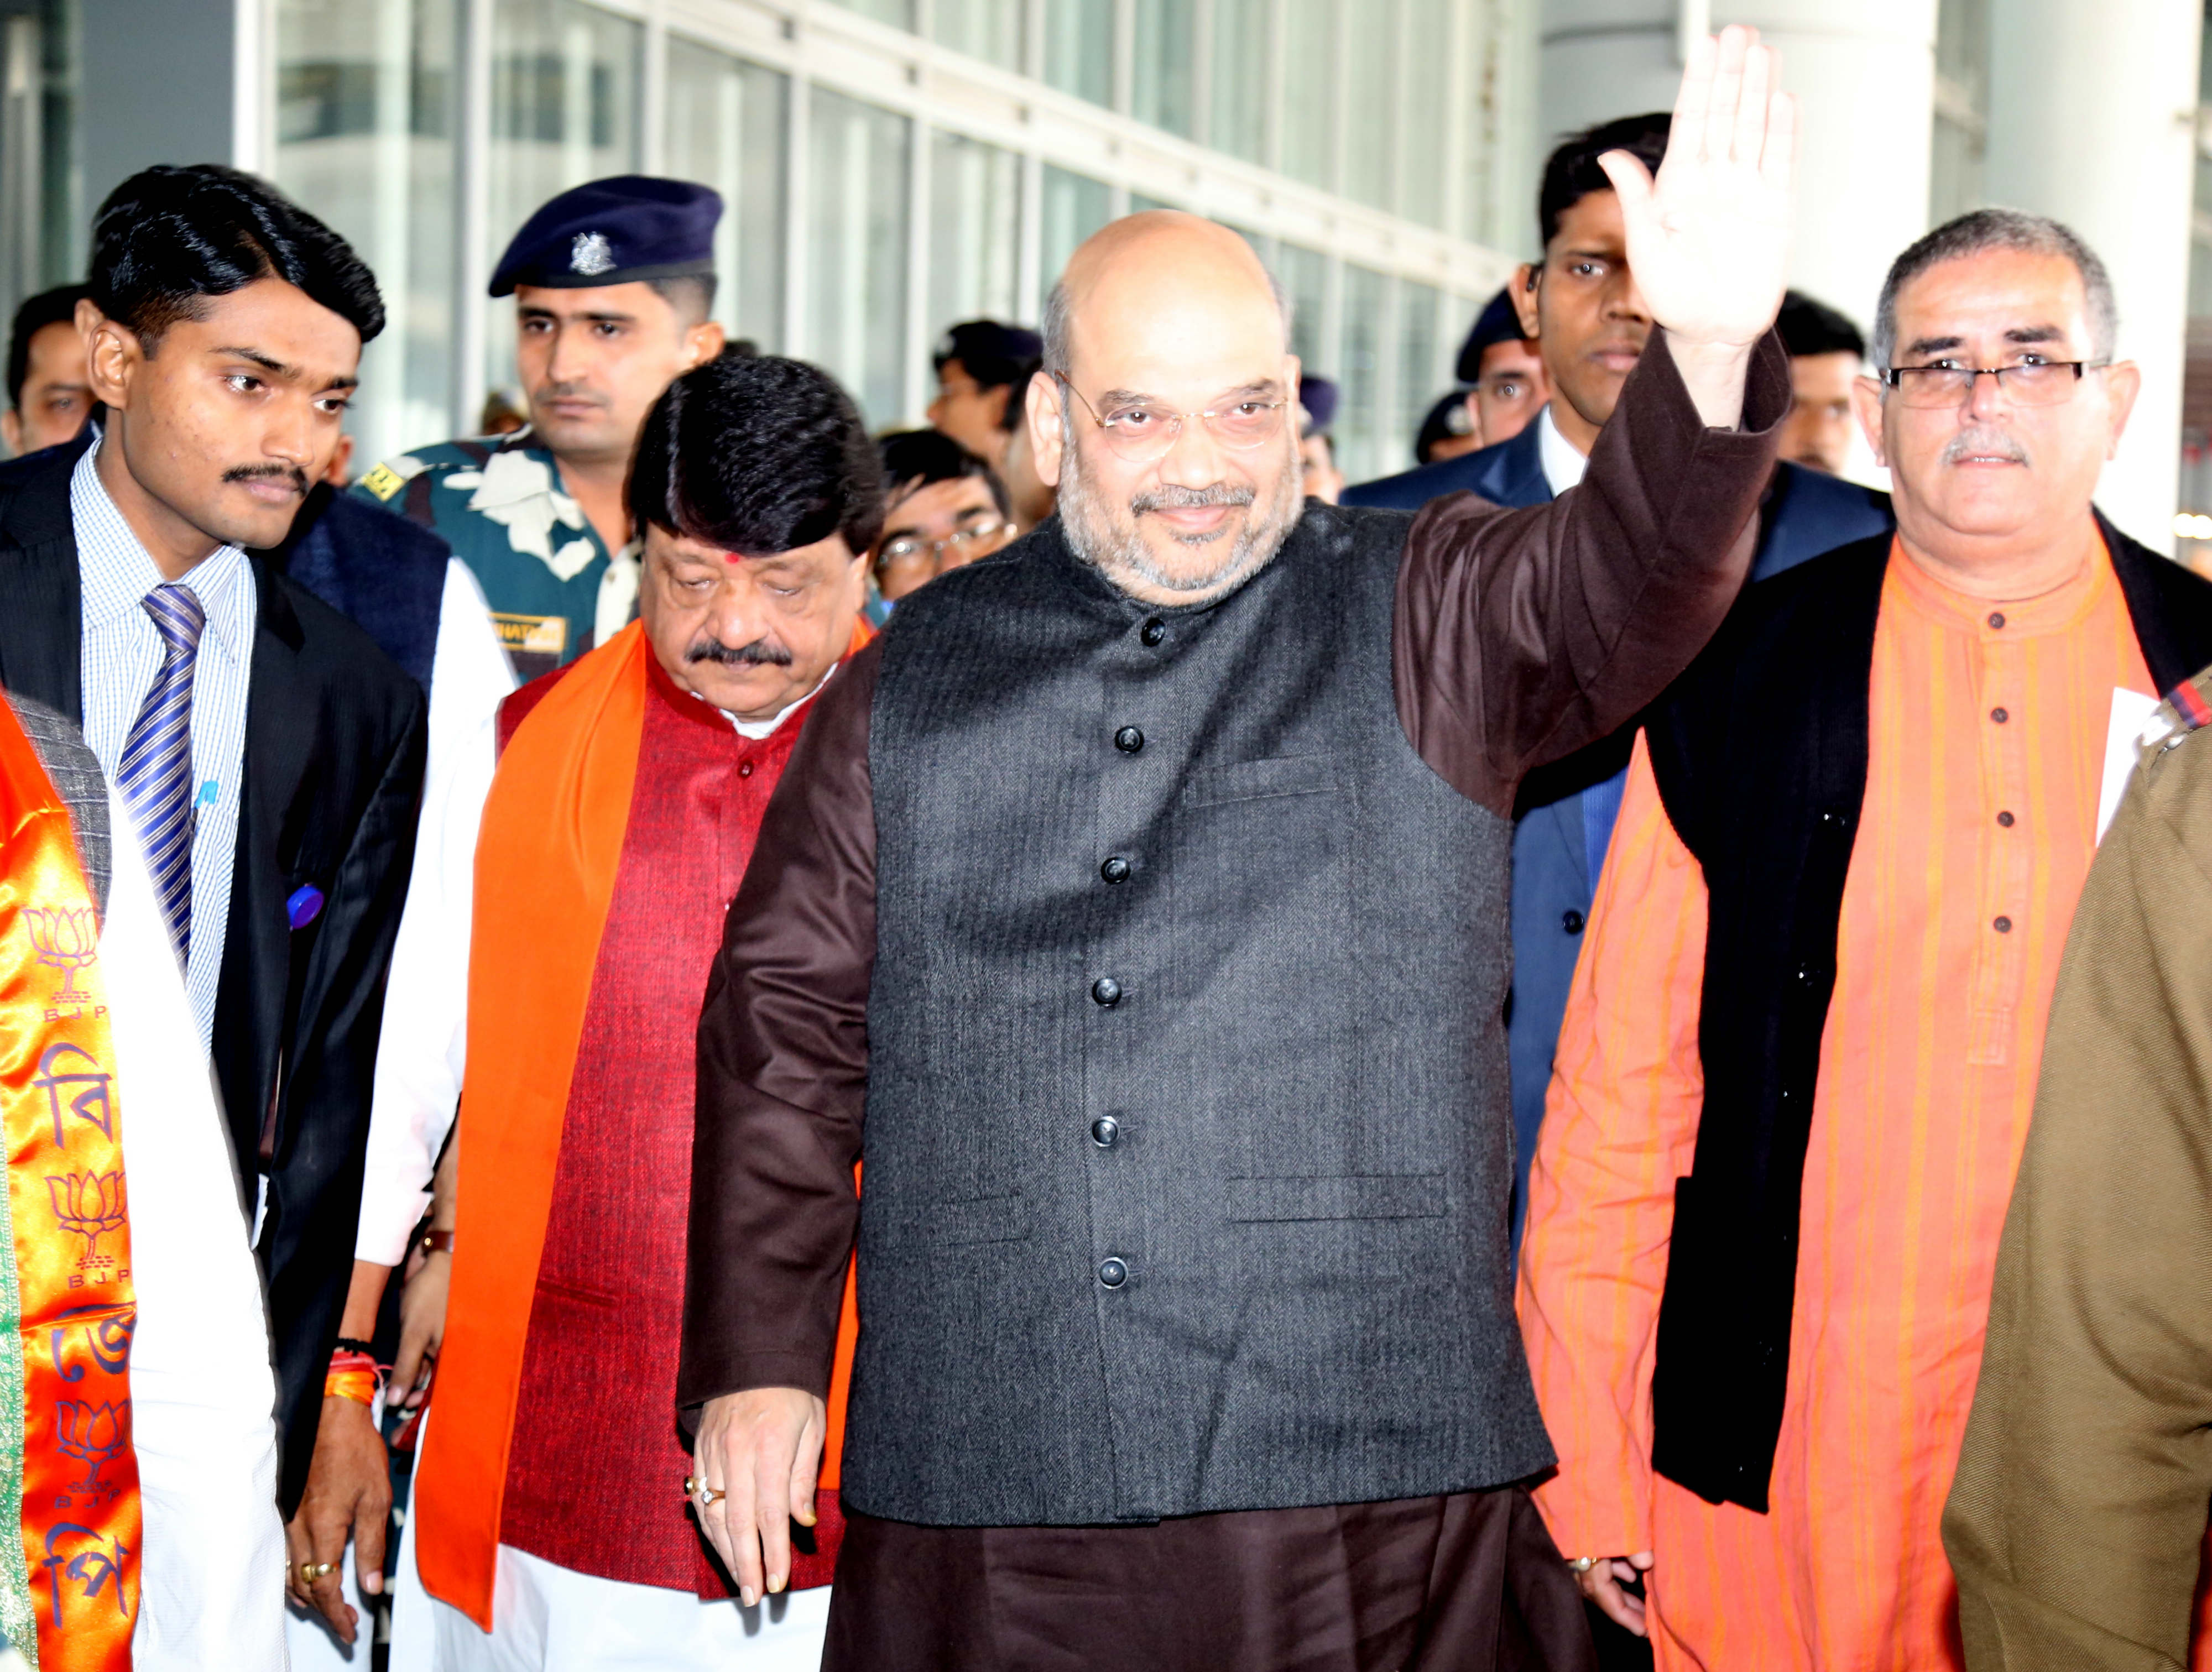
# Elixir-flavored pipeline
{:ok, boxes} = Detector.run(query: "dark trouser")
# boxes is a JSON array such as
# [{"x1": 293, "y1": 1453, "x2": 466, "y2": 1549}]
[{"x1": 824, "y1": 1486, "x2": 1599, "y2": 1671}]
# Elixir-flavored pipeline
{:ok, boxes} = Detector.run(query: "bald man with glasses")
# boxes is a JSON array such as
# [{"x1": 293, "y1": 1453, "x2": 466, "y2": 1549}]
[
  {"x1": 680, "y1": 29, "x2": 1798, "y2": 1670},
  {"x1": 1518, "y1": 208, "x2": 2212, "y2": 1670}
]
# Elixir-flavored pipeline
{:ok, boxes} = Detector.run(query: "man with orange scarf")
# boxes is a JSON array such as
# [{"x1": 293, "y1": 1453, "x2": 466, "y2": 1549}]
[{"x1": 387, "y1": 352, "x2": 876, "y2": 1669}]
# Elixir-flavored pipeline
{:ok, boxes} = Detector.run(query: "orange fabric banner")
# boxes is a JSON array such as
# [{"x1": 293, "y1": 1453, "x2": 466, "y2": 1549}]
[
  {"x1": 0, "y1": 699, "x2": 140, "y2": 1670},
  {"x1": 419, "y1": 621, "x2": 870, "y2": 1629}
]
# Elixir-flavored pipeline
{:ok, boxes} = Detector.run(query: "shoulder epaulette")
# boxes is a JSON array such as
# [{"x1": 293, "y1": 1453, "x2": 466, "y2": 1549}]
[{"x1": 2136, "y1": 665, "x2": 2212, "y2": 767}]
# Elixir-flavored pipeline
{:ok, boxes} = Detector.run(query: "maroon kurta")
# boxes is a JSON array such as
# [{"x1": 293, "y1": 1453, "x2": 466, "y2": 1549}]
[
  {"x1": 681, "y1": 335, "x2": 1792, "y2": 1668},
  {"x1": 496, "y1": 656, "x2": 838, "y2": 1592}
]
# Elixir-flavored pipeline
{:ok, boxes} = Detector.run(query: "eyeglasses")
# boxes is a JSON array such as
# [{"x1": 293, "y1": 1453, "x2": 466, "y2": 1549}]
[
  {"x1": 875, "y1": 520, "x2": 1015, "y2": 573},
  {"x1": 1055, "y1": 373, "x2": 1290, "y2": 464},
  {"x1": 1879, "y1": 359, "x2": 2103, "y2": 409}
]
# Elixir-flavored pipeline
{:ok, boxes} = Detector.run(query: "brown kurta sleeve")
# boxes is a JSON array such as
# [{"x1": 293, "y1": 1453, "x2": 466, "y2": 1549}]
[
  {"x1": 1393, "y1": 328, "x2": 1790, "y2": 816},
  {"x1": 1943, "y1": 713, "x2": 2212, "y2": 1672},
  {"x1": 679, "y1": 640, "x2": 881, "y2": 1410}
]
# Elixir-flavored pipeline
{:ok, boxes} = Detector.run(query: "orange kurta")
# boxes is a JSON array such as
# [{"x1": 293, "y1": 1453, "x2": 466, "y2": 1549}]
[{"x1": 1519, "y1": 535, "x2": 2152, "y2": 1670}]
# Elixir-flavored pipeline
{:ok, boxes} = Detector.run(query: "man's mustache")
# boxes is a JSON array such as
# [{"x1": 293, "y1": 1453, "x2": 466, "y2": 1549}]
[
  {"x1": 686, "y1": 635, "x2": 794, "y2": 667},
  {"x1": 1942, "y1": 426, "x2": 2030, "y2": 467},
  {"x1": 223, "y1": 462, "x2": 309, "y2": 495},
  {"x1": 535, "y1": 380, "x2": 609, "y2": 410},
  {"x1": 1131, "y1": 483, "x2": 1256, "y2": 515}
]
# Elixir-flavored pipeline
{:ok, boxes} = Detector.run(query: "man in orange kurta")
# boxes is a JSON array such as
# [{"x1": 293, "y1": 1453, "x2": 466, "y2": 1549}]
[{"x1": 1519, "y1": 211, "x2": 2212, "y2": 1669}]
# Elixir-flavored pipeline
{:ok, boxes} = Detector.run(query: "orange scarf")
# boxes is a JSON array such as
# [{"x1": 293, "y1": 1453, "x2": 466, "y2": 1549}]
[
  {"x1": 0, "y1": 698, "x2": 141, "y2": 1669},
  {"x1": 418, "y1": 622, "x2": 865, "y2": 1628}
]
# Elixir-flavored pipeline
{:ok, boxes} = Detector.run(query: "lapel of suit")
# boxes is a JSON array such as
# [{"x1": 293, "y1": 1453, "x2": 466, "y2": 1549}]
[
  {"x1": 2103, "y1": 510, "x2": 2212, "y2": 693},
  {"x1": 0, "y1": 437, "x2": 94, "y2": 722},
  {"x1": 214, "y1": 563, "x2": 313, "y2": 1171},
  {"x1": 1493, "y1": 422, "x2": 1552, "y2": 510}
]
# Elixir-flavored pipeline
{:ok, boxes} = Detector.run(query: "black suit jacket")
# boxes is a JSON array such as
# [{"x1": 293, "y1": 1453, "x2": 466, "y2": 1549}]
[
  {"x1": 1640, "y1": 513, "x2": 2212, "y2": 1512},
  {"x1": 0, "y1": 433, "x2": 426, "y2": 1512}
]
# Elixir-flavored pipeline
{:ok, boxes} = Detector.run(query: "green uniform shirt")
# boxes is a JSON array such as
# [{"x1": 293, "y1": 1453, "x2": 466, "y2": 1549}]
[{"x1": 352, "y1": 429, "x2": 635, "y2": 682}]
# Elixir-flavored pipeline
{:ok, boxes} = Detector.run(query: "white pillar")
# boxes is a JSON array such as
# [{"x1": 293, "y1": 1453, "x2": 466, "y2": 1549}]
[
  {"x1": 1539, "y1": 0, "x2": 1937, "y2": 335},
  {"x1": 1984, "y1": 0, "x2": 2203, "y2": 553}
]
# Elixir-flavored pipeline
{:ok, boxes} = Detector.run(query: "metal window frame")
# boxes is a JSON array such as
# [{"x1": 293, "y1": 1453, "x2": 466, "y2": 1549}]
[{"x1": 281, "y1": 0, "x2": 1515, "y2": 442}]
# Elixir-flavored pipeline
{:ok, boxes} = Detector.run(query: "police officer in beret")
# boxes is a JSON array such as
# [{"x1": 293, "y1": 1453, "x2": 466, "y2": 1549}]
[
  {"x1": 1296, "y1": 372, "x2": 1343, "y2": 504},
  {"x1": 1412, "y1": 386, "x2": 1483, "y2": 467},
  {"x1": 352, "y1": 175, "x2": 726, "y2": 680},
  {"x1": 926, "y1": 318, "x2": 1043, "y2": 477},
  {"x1": 1455, "y1": 286, "x2": 1549, "y2": 450}
]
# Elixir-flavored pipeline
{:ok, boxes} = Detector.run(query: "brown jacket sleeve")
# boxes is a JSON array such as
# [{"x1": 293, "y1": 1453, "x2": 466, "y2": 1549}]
[
  {"x1": 678, "y1": 641, "x2": 880, "y2": 1410},
  {"x1": 1394, "y1": 329, "x2": 1790, "y2": 815},
  {"x1": 1943, "y1": 707, "x2": 2212, "y2": 1672}
]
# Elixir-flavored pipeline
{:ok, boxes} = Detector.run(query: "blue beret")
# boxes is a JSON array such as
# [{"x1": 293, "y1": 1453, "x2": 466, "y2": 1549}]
[
  {"x1": 932, "y1": 320, "x2": 1044, "y2": 380},
  {"x1": 1298, "y1": 373, "x2": 1339, "y2": 435},
  {"x1": 1454, "y1": 287, "x2": 1529, "y2": 384},
  {"x1": 489, "y1": 175, "x2": 723, "y2": 298},
  {"x1": 1415, "y1": 388, "x2": 1478, "y2": 463}
]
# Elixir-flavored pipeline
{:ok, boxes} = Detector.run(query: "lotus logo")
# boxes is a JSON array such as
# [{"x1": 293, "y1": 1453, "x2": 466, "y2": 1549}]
[
  {"x1": 24, "y1": 905, "x2": 96, "y2": 1002},
  {"x1": 54, "y1": 1399, "x2": 128, "y2": 1486},
  {"x1": 47, "y1": 1172, "x2": 126, "y2": 1264}
]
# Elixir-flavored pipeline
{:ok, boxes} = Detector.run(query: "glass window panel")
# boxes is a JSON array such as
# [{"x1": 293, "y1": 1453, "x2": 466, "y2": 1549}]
[
  {"x1": 1207, "y1": 0, "x2": 1267, "y2": 164},
  {"x1": 808, "y1": 86, "x2": 911, "y2": 426},
  {"x1": 1042, "y1": 0, "x2": 1114, "y2": 107},
  {"x1": 274, "y1": 0, "x2": 459, "y2": 464},
  {"x1": 1397, "y1": 279, "x2": 1441, "y2": 464},
  {"x1": 664, "y1": 38, "x2": 787, "y2": 352},
  {"x1": 1276, "y1": 242, "x2": 1329, "y2": 375},
  {"x1": 1038, "y1": 165, "x2": 1112, "y2": 317},
  {"x1": 1130, "y1": 192, "x2": 1177, "y2": 213},
  {"x1": 1396, "y1": 0, "x2": 1448, "y2": 227},
  {"x1": 1342, "y1": 0, "x2": 1393, "y2": 211},
  {"x1": 1935, "y1": 0, "x2": 1988, "y2": 100},
  {"x1": 932, "y1": 0, "x2": 1022, "y2": 70},
  {"x1": 1131, "y1": 0, "x2": 1194, "y2": 137},
  {"x1": 485, "y1": 0, "x2": 643, "y2": 400},
  {"x1": 1223, "y1": 221, "x2": 1271, "y2": 263},
  {"x1": 0, "y1": 0, "x2": 82, "y2": 332},
  {"x1": 1280, "y1": 0, "x2": 1336, "y2": 190},
  {"x1": 1460, "y1": 0, "x2": 1503, "y2": 248},
  {"x1": 928, "y1": 131, "x2": 1023, "y2": 341},
  {"x1": 820, "y1": 0, "x2": 916, "y2": 29},
  {"x1": 1337, "y1": 263, "x2": 1387, "y2": 485},
  {"x1": 1929, "y1": 115, "x2": 1986, "y2": 227}
]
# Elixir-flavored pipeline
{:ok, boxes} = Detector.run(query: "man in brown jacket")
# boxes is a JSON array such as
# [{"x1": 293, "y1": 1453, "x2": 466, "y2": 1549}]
[{"x1": 1945, "y1": 667, "x2": 2212, "y2": 1670}]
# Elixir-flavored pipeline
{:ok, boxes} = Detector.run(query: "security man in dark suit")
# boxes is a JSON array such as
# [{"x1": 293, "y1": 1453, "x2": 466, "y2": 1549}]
[
  {"x1": 0, "y1": 165, "x2": 425, "y2": 1648},
  {"x1": 1347, "y1": 113, "x2": 1893, "y2": 1259}
]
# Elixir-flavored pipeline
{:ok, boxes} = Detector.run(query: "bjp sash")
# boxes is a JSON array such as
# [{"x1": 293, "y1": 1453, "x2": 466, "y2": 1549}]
[
  {"x1": 419, "y1": 621, "x2": 868, "y2": 1630},
  {"x1": 0, "y1": 701, "x2": 139, "y2": 1670}
]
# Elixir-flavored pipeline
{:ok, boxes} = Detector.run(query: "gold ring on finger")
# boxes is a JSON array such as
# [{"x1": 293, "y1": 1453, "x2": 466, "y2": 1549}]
[{"x1": 682, "y1": 1474, "x2": 725, "y2": 1507}]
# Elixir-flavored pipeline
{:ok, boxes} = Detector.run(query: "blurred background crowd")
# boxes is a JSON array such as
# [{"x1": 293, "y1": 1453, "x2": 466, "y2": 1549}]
[{"x1": 1, "y1": 0, "x2": 2207, "y2": 558}]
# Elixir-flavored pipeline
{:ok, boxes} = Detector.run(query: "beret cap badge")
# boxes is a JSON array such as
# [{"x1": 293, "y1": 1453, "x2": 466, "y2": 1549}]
[
  {"x1": 570, "y1": 231, "x2": 617, "y2": 278},
  {"x1": 487, "y1": 175, "x2": 723, "y2": 297}
]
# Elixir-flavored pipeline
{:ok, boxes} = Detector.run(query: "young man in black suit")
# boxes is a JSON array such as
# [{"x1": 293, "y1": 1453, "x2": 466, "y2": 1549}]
[{"x1": 0, "y1": 165, "x2": 424, "y2": 1648}]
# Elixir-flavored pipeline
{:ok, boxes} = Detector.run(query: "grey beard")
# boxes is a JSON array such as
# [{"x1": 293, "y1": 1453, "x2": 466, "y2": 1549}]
[{"x1": 1058, "y1": 439, "x2": 1303, "y2": 603}]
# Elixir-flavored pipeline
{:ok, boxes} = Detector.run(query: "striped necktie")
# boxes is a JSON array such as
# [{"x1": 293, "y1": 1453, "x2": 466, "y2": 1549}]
[{"x1": 115, "y1": 582, "x2": 205, "y2": 960}]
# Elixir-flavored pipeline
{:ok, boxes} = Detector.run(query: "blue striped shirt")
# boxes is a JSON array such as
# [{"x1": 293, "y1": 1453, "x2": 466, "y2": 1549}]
[{"x1": 72, "y1": 437, "x2": 254, "y2": 1044}]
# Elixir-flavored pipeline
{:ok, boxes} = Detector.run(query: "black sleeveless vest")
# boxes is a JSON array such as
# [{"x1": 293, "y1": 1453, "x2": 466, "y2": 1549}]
[
  {"x1": 846, "y1": 505, "x2": 1552, "y2": 1527},
  {"x1": 1645, "y1": 515, "x2": 2212, "y2": 1512}
]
